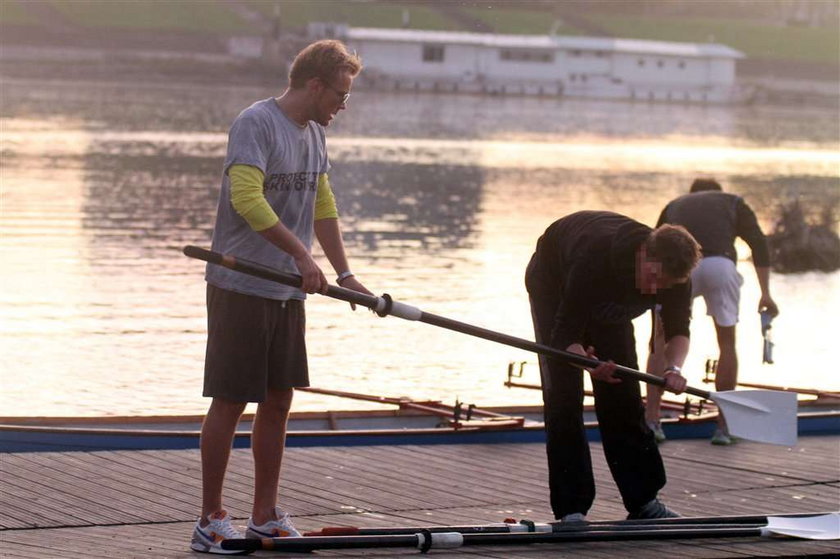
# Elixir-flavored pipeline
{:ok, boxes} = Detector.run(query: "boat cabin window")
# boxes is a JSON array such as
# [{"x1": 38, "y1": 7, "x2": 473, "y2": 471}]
[
  {"x1": 500, "y1": 49, "x2": 554, "y2": 63},
  {"x1": 422, "y1": 44, "x2": 445, "y2": 62}
]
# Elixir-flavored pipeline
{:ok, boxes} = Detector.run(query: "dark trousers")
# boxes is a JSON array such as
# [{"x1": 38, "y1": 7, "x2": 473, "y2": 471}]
[{"x1": 526, "y1": 265, "x2": 666, "y2": 518}]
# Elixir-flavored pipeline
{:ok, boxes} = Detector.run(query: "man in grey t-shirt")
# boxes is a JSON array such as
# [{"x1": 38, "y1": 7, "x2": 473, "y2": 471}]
[{"x1": 191, "y1": 40, "x2": 372, "y2": 554}]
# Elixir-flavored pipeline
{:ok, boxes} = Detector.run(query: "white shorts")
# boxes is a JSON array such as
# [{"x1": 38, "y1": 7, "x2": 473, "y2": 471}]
[{"x1": 691, "y1": 256, "x2": 743, "y2": 327}]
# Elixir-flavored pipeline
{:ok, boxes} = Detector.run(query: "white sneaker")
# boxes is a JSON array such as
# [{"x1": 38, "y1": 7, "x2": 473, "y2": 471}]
[
  {"x1": 711, "y1": 428, "x2": 737, "y2": 445},
  {"x1": 559, "y1": 512, "x2": 587, "y2": 523},
  {"x1": 647, "y1": 420, "x2": 666, "y2": 443},
  {"x1": 246, "y1": 506, "x2": 301, "y2": 538},
  {"x1": 190, "y1": 510, "x2": 246, "y2": 555}
]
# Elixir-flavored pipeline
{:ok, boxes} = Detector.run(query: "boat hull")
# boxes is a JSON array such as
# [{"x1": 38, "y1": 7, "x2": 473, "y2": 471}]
[{"x1": 1, "y1": 407, "x2": 837, "y2": 453}]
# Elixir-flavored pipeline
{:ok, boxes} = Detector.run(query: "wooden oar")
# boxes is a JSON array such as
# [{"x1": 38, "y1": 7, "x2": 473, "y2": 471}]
[
  {"x1": 221, "y1": 514, "x2": 839, "y2": 551},
  {"x1": 183, "y1": 246, "x2": 798, "y2": 446}
]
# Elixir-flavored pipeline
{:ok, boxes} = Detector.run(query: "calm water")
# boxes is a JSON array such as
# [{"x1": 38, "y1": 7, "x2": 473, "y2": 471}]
[{"x1": 1, "y1": 77, "x2": 838, "y2": 417}]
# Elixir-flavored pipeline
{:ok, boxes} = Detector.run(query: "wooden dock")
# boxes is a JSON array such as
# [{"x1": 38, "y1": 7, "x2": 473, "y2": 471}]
[{"x1": 2, "y1": 436, "x2": 838, "y2": 557}]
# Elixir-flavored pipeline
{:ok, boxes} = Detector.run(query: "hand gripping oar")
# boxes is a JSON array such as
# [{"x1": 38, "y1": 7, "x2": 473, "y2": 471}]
[
  {"x1": 220, "y1": 514, "x2": 839, "y2": 552},
  {"x1": 183, "y1": 246, "x2": 797, "y2": 446}
]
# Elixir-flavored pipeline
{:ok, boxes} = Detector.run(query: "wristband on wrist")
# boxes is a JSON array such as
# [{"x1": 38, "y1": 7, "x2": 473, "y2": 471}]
[
  {"x1": 336, "y1": 271, "x2": 355, "y2": 285},
  {"x1": 664, "y1": 365, "x2": 682, "y2": 375}
]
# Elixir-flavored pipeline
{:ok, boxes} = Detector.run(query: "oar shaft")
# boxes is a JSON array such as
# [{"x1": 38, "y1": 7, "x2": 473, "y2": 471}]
[
  {"x1": 418, "y1": 310, "x2": 710, "y2": 398},
  {"x1": 224, "y1": 526, "x2": 768, "y2": 552},
  {"x1": 310, "y1": 523, "x2": 531, "y2": 536},
  {"x1": 183, "y1": 246, "x2": 711, "y2": 398},
  {"x1": 309, "y1": 511, "x2": 835, "y2": 537},
  {"x1": 459, "y1": 527, "x2": 765, "y2": 545},
  {"x1": 221, "y1": 533, "x2": 462, "y2": 552},
  {"x1": 312, "y1": 522, "x2": 765, "y2": 536},
  {"x1": 596, "y1": 512, "x2": 827, "y2": 526}
]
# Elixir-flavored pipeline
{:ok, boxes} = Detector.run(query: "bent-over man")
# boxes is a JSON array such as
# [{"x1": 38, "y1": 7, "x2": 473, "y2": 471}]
[{"x1": 525, "y1": 210, "x2": 700, "y2": 522}]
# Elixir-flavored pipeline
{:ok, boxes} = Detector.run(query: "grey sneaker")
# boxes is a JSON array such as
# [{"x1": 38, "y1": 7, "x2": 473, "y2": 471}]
[
  {"x1": 647, "y1": 420, "x2": 666, "y2": 444},
  {"x1": 711, "y1": 428, "x2": 737, "y2": 445},
  {"x1": 246, "y1": 506, "x2": 301, "y2": 538},
  {"x1": 559, "y1": 512, "x2": 587, "y2": 523},
  {"x1": 190, "y1": 510, "x2": 247, "y2": 555},
  {"x1": 627, "y1": 498, "x2": 680, "y2": 520}
]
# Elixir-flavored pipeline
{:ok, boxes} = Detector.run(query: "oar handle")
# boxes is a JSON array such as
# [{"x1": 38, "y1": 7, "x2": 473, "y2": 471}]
[
  {"x1": 183, "y1": 245, "x2": 383, "y2": 309},
  {"x1": 183, "y1": 246, "x2": 712, "y2": 399}
]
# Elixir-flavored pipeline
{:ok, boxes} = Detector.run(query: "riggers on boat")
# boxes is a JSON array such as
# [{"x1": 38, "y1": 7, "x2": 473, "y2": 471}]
[{"x1": 1, "y1": 385, "x2": 838, "y2": 452}]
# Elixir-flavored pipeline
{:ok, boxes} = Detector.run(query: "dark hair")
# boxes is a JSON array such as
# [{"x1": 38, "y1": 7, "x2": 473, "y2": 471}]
[
  {"x1": 645, "y1": 224, "x2": 701, "y2": 279},
  {"x1": 690, "y1": 178, "x2": 723, "y2": 193},
  {"x1": 288, "y1": 40, "x2": 363, "y2": 89}
]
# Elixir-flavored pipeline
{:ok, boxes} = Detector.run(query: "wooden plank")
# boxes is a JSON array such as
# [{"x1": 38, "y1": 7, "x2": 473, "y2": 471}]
[
  {"x1": 0, "y1": 466, "x2": 133, "y2": 526},
  {"x1": 13, "y1": 452, "x2": 188, "y2": 521},
  {"x1": 287, "y1": 447, "x2": 498, "y2": 510},
  {"x1": 1, "y1": 436, "x2": 838, "y2": 558},
  {"x1": 4, "y1": 453, "x2": 172, "y2": 524},
  {"x1": 660, "y1": 437, "x2": 840, "y2": 483},
  {"x1": 292, "y1": 444, "x2": 546, "y2": 506}
]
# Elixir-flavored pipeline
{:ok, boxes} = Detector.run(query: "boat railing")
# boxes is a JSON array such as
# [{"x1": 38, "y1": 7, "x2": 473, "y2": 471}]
[
  {"x1": 298, "y1": 386, "x2": 526, "y2": 430},
  {"x1": 702, "y1": 358, "x2": 840, "y2": 404},
  {"x1": 506, "y1": 361, "x2": 713, "y2": 418}
]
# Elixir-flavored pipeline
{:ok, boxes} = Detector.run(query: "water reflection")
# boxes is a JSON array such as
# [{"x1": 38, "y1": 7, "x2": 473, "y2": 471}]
[
  {"x1": 332, "y1": 161, "x2": 485, "y2": 252},
  {"x1": 80, "y1": 148, "x2": 219, "y2": 250},
  {"x1": 3, "y1": 78, "x2": 838, "y2": 146},
  {"x1": 1, "y1": 78, "x2": 838, "y2": 417},
  {"x1": 73, "y1": 142, "x2": 487, "y2": 259}
]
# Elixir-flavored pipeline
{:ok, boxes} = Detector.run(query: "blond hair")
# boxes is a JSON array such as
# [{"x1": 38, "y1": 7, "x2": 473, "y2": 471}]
[{"x1": 288, "y1": 40, "x2": 362, "y2": 88}]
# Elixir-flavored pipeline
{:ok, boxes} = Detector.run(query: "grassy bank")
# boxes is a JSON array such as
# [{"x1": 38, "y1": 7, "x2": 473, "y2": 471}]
[
  {"x1": 1, "y1": 0, "x2": 837, "y2": 78},
  {"x1": 585, "y1": 13, "x2": 839, "y2": 65}
]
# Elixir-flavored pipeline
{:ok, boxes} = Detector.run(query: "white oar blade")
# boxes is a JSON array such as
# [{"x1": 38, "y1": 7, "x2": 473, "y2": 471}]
[
  {"x1": 766, "y1": 513, "x2": 840, "y2": 540},
  {"x1": 712, "y1": 390, "x2": 798, "y2": 446}
]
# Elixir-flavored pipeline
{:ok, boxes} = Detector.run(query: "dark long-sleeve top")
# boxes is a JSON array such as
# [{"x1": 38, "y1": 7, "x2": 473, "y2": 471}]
[
  {"x1": 529, "y1": 211, "x2": 692, "y2": 346},
  {"x1": 657, "y1": 191, "x2": 770, "y2": 267}
]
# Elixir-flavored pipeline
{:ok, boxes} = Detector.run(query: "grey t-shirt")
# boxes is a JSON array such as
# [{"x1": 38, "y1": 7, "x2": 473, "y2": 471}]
[{"x1": 206, "y1": 98, "x2": 330, "y2": 300}]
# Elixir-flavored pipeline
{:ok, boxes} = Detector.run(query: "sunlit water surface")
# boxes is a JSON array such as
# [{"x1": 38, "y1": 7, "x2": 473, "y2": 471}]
[{"x1": 1, "y1": 79, "x2": 838, "y2": 416}]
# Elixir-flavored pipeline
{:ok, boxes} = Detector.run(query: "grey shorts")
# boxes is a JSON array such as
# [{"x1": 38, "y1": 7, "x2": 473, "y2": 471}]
[
  {"x1": 691, "y1": 256, "x2": 743, "y2": 327},
  {"x1": 203, "y1": 284, "x2": 309, "y2": 402}
]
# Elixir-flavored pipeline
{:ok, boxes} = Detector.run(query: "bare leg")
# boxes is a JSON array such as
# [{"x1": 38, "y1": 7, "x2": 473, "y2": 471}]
[
  {"x1": 251, "y1": 387, "x2": 294, "y2": 525},
  {"x1": 713, "y1": 324, "x2": 737, "y2": 429},
  {"x1": 645, "y1": 315, "x2": 666, "y2": 423},
  {"x1": 200, "y1": 397, "x2": 247, "y2": 524}
]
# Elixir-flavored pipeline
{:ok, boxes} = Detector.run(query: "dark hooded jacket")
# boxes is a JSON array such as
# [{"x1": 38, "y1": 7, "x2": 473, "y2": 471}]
[{"x1": 527, "y1": 211, "x2": 691, "y2": 346}]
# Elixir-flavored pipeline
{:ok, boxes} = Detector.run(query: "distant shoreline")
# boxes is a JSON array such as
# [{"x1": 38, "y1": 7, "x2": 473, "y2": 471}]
[
  {"x1": 1, "y1": 37, "x2": 837, "y2": 111},
  {"x1": 0, "y1": 21, "x2": 840, "y2": 112}
]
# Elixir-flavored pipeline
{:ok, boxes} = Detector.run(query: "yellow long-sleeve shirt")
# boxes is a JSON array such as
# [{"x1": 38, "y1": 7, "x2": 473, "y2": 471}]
[{"x1": 228, "y1": 164, "x2": 339, "y2": 231}]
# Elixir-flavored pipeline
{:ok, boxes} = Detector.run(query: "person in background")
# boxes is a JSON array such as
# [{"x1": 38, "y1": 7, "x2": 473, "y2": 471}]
[
  {"x1": 525, "y1": 210, "x2": 700, "y2": 522},
  {"x1": 191, "y1": 40, "x2": 372, "y2": 554},
  {"x1": 645, "y1": 178, "x2": 779, "y2": 445}
]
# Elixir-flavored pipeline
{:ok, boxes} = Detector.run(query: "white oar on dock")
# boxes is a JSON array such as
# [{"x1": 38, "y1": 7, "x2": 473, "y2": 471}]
[
  {"x1": 220, "y1": 513, "x2": 840, "y2": 552},
  {"x1": 305, "y1": 510, "x2": 839, "y2": 537},
  {"x1": 183, "y1": 246, "x2": 798, "y2": 446}
]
